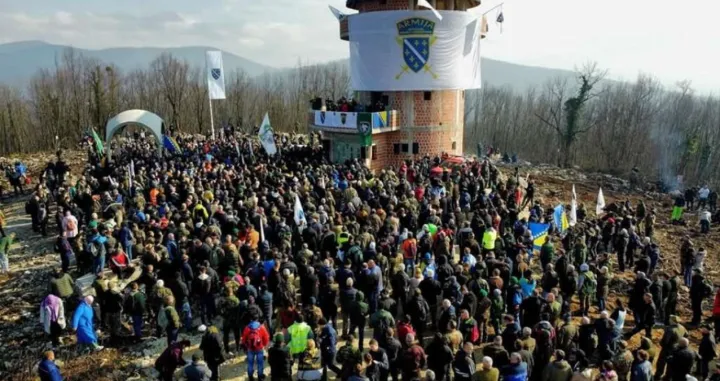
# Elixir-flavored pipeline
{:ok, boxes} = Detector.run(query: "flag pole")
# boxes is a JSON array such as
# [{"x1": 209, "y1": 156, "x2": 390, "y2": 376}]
[{"x1": 208, "y1": 95, "x2": 216, "y2": 140}]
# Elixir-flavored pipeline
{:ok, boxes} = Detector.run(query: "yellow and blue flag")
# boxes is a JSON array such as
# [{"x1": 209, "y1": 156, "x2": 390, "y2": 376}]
[
  {"x1": 529, "y1": 222, "x2": 550, "y2": 251},
  {"x1": 554, "y1": 204, "x2": 569, "y2": 234},
  {"x1": 163, "y1": 135, "x2": 181, "y2": 153}
]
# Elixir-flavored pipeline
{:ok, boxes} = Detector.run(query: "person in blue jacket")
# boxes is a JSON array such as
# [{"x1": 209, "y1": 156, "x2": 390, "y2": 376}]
[
  {"x1": 502, "y1": 352, "x2": 528, "y2": 381},
  {"x1": 38, "y1": 351, "x2": 63, "y2": 381},
  {"x1": 72, "y1": 295, "x2": 103, "y2": 352}
]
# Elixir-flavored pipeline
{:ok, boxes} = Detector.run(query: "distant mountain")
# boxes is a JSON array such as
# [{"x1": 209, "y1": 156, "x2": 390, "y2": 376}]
[
  {"x1": 0, "y1": 40, "x2": 579, "y2": 92},
  {"x1": 0, "y1": 41, "x2": 273, "y2": 85}
]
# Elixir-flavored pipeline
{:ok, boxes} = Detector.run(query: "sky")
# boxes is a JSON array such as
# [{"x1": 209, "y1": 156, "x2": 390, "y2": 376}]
[{"x1": 0, "y1": 0, "x2": 718, "y2": 91}]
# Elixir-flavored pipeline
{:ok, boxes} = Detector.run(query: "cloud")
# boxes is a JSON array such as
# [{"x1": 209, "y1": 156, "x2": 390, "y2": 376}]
[{"x1": 0, "y1": 5, "x2": 349, "y2": 67}]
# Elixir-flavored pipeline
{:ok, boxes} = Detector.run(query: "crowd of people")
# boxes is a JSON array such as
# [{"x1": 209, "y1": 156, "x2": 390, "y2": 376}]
[
  {"x1": 310, "y1": 97, "x2": 387, "y2": 113},
  {"x1": 15, "y1": 130, "x2": 720, "y2": 381}
]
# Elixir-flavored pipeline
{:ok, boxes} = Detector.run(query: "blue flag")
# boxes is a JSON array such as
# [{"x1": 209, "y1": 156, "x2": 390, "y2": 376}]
[
  {"x1": 529, "y1": 222, "x2": 550, "y2": 251},
  {"x1": 163, "y1": 135, "x2": 181, "y2": 153}
]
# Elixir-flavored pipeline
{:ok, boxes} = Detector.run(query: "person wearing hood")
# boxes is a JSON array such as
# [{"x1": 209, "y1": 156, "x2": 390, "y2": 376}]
[
  {"x1": 426, "y1": 333, "x2": 453, "y2": 381},
  {"x1": 541, "y1": 350, "x2": 573, "y2": 381},
  {"x1": 38, "y1": 350, "x2": 63, "y2": 381},
  {"x1": 155, "y1": 339, "x2": 192, "y2": 381},
  {"x1": 577, "y1": 263, "x2": 596, "y2": 316},
  {"x1": 40, "y1": 294, "x2": 66, "y2": 348}
]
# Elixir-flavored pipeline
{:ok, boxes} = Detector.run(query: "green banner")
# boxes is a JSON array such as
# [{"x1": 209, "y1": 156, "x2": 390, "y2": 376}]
[{"x1": 357, "y1": 113, "x2": 372, "y2": 146}]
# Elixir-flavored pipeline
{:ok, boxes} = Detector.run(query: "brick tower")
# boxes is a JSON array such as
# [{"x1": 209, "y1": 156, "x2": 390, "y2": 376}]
[{"x1": 310, "y1": 0, "x2": 483, "y2": 170}]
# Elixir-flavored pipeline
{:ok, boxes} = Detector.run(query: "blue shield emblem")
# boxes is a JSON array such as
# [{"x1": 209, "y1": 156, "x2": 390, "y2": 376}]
[
  {"x1": 397, "y1": 17, "x2": 436, "y2": 74},
  {"x1": 402, "y1": 37, "x2": 430, "y2": 73},
  {"x1": 211, "y1": 68, "x2": 221, "y2": 80}
]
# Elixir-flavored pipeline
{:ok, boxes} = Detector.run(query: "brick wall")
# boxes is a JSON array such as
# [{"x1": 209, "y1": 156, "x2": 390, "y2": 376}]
[{"x1": 355, "y1": 0, "x2": 413, "y2": 12}]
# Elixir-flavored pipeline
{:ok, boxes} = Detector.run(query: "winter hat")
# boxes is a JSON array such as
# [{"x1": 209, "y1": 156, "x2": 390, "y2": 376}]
[
  {"x1": 198, "y1": 325, "x2": 207, "y2": 333},
  {"x1": 580, "y1": 264, "x2": 589, "y2": 272}
]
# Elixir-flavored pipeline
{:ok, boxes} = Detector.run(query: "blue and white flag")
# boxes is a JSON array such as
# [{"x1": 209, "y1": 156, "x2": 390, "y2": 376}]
[
  {"x1": 554, "y1": 204, "x2": 569, "y2": 234},
  {"x1": 206, "y1": 51, "x2": 226, "y2": 100},
  {"x1": 294, "y1": 195, "x2": 307, "y2": 227},
  {"x1": 328, "y1": 5, "x2": 346, "y2": 21}
]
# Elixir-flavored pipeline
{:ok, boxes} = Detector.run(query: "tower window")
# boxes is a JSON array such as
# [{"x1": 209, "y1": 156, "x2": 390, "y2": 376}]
[
  {"x1": 401, "y1": 143, "x2": 409, "y2": 153},
  {"x1": 372, "y1": 145, "x2": 378, "y2": 160},
  {"x1": 361, "y1": 146, "x2": 367, "y2": 159},
  {"x1": 412, "y1": 142, "x2": 419, "y2": 154},
  {"x1": 452, "y1": 141, "x2": 457, "y2": 150},
  {"x1": 393, "y1": 144, "x2": 400, "y2": 154},
  {"x1": 423, "y1": 91, "x2": 432, "y2": 101}
]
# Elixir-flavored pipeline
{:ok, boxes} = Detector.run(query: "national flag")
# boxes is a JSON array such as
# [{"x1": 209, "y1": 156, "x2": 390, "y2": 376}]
[
  {"x1": 570, "y1": 185, "x2": 578, "y2": 226},
  {"x1": 529, "y1": 223, "x2": 550, "y2": 252},
  {"x1": 418, "y1": 0, "x2": 443, "y2": 20},
  {"x1": 259, "y1": 215, "x2": 266, "y2": 243},
  {"x1": 328, "y1": 5, "x2": 346, "y2": 21},
  {"x1": 496, "y1": 11, "x2": 504, "y2": 23},
  {"x1": 258, "y1": 113, "x2": 277, "y2": 156},
  {"x1": 90, "y1": 128, "x2": 104, "y2": 157},
  {"x1": 130, "y1": 159, "x2": 135, "y2": 178},
  {"x1": 163, "y1": 135, "x2": 181, "y2": 153},
  {"x1": 553, "y1": 204, "x2": 568, "y2": 234},
  {"x1": 294, "y1": 194, "x2": 307, "y2": 228},
  {"x1": 206, "y1": 51, "x2": 226, "y2": 100},
  {"x1": 596, "y1": 187, "x2": 606, "y2": 216}
]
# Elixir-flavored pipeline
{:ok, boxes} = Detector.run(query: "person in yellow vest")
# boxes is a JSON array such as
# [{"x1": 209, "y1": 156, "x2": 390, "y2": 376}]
[
  {"x1": 287, "y1": 315, "x2": 312, "y2": 360},
  {"x1": 482, "y1": 227, "x2": 497, "y2": 255}
]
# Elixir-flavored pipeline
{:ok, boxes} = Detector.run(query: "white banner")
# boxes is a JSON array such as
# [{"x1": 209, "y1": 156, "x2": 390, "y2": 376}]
[
  {"x1": 206, "y1": 51, "x2": 226, "y2": 100},
  {"x1": 349, "y1": 10, "x2": 482, "y2": 91},
  {"x1": 258, "y1": 113, "x2": 277, "y2": 156},
  {"x1": 313, "y1": 111, "x2": 358, "y2": 129}
]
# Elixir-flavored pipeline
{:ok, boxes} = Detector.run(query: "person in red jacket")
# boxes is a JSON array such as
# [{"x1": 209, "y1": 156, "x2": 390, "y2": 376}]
[
  {"x1": 242, "y1": 319, "x2": 270, "y2": 381},
  {"x1": 396, "y1": 315, "x2": 416, "y2": 345},
  {"x1": 712, "y1": 288, "x2": 720, "y2": 337}
]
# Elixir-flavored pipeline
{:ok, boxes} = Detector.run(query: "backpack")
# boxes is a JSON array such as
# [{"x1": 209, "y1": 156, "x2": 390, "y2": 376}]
[
  {"x1": 246, "y1": 327, "x2": 264, "y2": 351},
  {"x1": 469, "y1": 322, "x2": 480, "y2": 343},
  {"x1": 582, "y1": 272, "x2": 597, "y2": 295},
  {"x1": 88, "y1": 240, "x2": 106, "y2": 258}
]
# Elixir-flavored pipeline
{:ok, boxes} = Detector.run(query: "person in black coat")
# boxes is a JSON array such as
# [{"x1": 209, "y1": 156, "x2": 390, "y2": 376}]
[
  {"x1": 625, "y1": 293, "x2": 655, "y2": 340},
  {"x1": 268, "y1": 334, "x2": 293, "y2": 381},
  {"x1": 425, "y1": 333, "x2": 453, "y2": 381},
  {"x1": 501, "y1": 315, "x2": 521, "y2": 354},
  {"x1": 419, "y1": 272, "x2": 442, "y2": 329},
  {"x1": 379, "y1": 328, "x2": 402, "y2": 381},
  {"x1": 199, "y1": 326, "x2": 225, "y2": 381},
  {"x1": 257, "y1": 284, "x2": 274, "y2": 331},
  {"x1": 667, "y1": 338, "x2": 700, "y2": 381},
  {"x1": 300, "y1": 267, "x2": 319, "y2": 306},
  {"x1": 699, "y1": 327, "x2": 717, "y2": 380}
]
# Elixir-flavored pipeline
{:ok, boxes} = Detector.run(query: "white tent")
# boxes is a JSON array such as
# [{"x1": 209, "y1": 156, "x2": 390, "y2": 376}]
[{"x1": 105, "y1": 109, "x2": 165, "y2": 159}]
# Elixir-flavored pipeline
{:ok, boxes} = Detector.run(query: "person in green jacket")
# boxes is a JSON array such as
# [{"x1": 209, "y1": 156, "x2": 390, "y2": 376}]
[
  {"x1": 540, "y1": 238, "x2": 555, "y2": 270},
  {"x1": 349, "y1": 291, "x2": 369, "y2": 351},
  {"x1": 541, "y1": 350, "x2": 573, "y2": 381},
  {"x1": 369, "y1": 305, "x2": 395, "y2": 341},
  {"x1": 0, "y1": 232, "x2": 15, "y2": 273},
  {"x1": 473, "y1": 356, "x2": 499, "y2": 381},
  {"x1": 490, "y1": 289, "x2": 505, "y2": 336},
  {"x1": 129, "y1": 282, "x2": 147, "y2": 341}
]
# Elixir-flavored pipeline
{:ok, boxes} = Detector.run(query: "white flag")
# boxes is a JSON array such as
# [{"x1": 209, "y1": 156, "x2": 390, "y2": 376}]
[
  {"x1": 206, "y1": 51, "x2": 226, "y2": 100},
  {"x1": 294, "y1": 195, "x2": 307, "y2": 227},
  {"x1": 570, "y1": 185, "x2": 577, "y2": 226},
  {"x1": 596, "y1": 187, "x2": 606, "y2": 216},
  {"x1": 258, "y1": 113, "x2": 277, "y2": 156},
  {"x1": 417, "y1": 0, "x2": 443, "y2": 20},
  {"x1": 328, "y1": 5, "x2": 346, "y2": 21},
  {"x1": 259, "y1": 214, "x2": 266, "y2": 242},
  {"x1": 130, "y1": 159, "x2": 135, "y2": 178}
]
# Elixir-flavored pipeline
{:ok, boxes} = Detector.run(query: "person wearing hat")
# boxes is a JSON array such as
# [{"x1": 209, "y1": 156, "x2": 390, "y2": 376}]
[
  {"x1": 184, "y1": 353, "x2": 212, "y2": 381},
  {"x1": 72, "y1": 295, "x2": 103, "y2": 352},
  {"x1": 155, "y1": 339, "x2": 192, "y2": 381},
  {"x1": 268, "y1": 333, "x2": 292, "y2": 381}
]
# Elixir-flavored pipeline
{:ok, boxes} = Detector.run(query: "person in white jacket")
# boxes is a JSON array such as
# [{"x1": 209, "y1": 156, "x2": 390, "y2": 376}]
[{"x1": 39, "y1": 294, "x2": 66, "y2": 349}]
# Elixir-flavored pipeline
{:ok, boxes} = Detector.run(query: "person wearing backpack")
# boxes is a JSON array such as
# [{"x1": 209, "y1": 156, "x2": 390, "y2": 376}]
[
  {"x1": 88, "y1": 230, "x2": 108, "y2": 275},
  {"x1": 241, "y1": 318, "x2": 270, "y2": 381},
  {"x1": 577, "y1": 264, "x2": 596, "y2": 316}
]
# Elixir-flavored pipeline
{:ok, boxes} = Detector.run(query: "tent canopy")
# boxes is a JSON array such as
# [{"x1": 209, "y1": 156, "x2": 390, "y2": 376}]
[{"x1": 104, "y1": 109, "x2": 165, "y2": 158}]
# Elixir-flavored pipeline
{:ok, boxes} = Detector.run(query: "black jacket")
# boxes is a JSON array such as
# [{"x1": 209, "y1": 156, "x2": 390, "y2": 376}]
[
  {"x1": 268, "y1": 345, "x2": 293, "y2": 378},
  {"x1": 199, "y1": 332, "x2": 225, "y2": 365}
]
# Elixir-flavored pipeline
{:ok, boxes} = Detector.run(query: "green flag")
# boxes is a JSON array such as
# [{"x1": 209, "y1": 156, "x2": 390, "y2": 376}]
[{"x1": 91, "y1": 129, "x2": 104, "y2": 156}]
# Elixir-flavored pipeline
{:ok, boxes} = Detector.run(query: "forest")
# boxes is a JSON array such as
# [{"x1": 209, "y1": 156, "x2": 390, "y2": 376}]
[{"x1": 0, "y1": 48, "x2": 717, "y2": 187}]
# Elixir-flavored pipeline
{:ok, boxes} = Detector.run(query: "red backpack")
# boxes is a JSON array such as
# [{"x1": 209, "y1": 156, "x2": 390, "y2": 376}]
[{"x1": 246, "y1": 327, "x2": 264, "y2": 351}]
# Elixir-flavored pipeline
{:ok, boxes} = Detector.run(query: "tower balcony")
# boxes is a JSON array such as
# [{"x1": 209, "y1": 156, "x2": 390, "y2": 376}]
[{"x1": 308, "y1": 110, "x2": 399, "y2": 134}]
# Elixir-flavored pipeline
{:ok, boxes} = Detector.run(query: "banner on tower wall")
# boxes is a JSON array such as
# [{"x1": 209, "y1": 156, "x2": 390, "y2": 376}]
[{"x1": 348, "y1": 10, "x2": 482, "y2": 91}]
